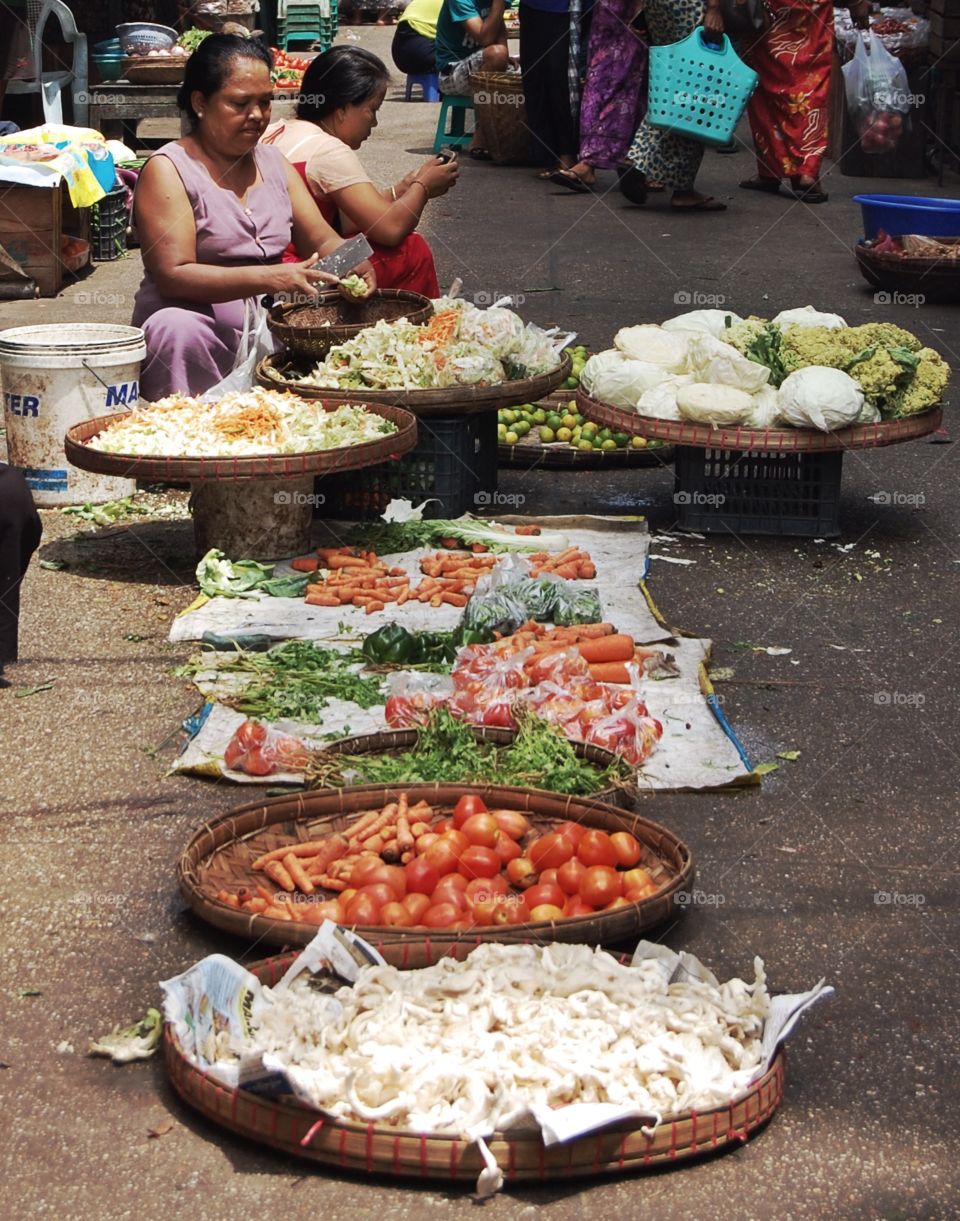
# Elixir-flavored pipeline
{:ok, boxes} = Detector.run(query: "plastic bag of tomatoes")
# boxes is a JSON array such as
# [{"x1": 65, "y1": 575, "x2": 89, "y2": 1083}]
[{"x1": 223, "y1": 720, "x2": 311, "y2": 776}]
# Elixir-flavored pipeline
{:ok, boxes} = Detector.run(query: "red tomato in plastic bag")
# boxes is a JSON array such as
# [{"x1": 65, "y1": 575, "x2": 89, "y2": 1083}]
[
  {"x1": 242, "y1": 747, "x2": 274, "y2": 776},
  {"x1": 481, "y1": 702, "x2": 517, "y2": 729},
  {"x1": 235, "y1": 720, "x2": 266, "y2": 750},
  {"x1": 385, "y1": 695, "x2": 416, "y2": 727},
  {"x1": 224, "y1": 739, "x2": 246, "y2": 769}
]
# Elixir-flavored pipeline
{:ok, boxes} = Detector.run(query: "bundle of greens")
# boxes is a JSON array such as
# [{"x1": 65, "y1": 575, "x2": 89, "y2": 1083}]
[
  {"x1": 344, "y1": 707, "x2": 631, "y2": 795},
  {"x1": 347, "y1": 513, "x2": 568, "y2": 556},
  {"x1": 196, "y1": 549, "x2": 310, "y2": 599}
]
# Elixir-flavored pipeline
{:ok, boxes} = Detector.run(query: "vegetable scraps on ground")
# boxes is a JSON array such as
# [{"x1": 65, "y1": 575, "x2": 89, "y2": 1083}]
[
  {"x1": 196, "y1": 549, "x2": 310, "y2": 600},
  {"x1": 214, "y1": 789, "x2": 669, "y2": 927}
]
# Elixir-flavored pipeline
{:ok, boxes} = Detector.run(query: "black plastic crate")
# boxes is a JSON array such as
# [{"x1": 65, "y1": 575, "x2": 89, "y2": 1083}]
[
  {"x1": 318, "y1": 413, "x2": 498, "y2": 520},
  {"x1": 674, "y1": 446, "x2": 843, "y2": 537},
  {"x1": 90, "y1": 185, "x2": 129, "y2": 261}
]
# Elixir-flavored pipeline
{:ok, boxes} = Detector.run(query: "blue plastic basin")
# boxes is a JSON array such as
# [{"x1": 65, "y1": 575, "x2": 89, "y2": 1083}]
[{"x1": 855, "y1": 193, "x2": 960, "y2": 240}]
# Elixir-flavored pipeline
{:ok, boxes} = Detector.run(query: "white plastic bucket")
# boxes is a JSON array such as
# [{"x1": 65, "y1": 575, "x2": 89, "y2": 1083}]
[{"x1": 0, "y1": 323, "x2": 146, "y2": 506}]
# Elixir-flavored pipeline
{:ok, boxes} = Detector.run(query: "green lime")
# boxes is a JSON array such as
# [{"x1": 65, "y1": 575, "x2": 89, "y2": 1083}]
[
  {"x1": 556, "y1": 427, "x2": 572, "y2": 442},
  {"x1": 581, "y1": 425, "x2": 597, "y2": 440},
  {"x1": 598, "y1": 428, "x2": 612, "y2": 441},
  {"x1": 505, "y1": 431, "x2": 519, "y2": 445},
  {"x1": 630, "y1": 436, "x2": 647, "y2": 449},
  {"x1": 578, "y1": 439, "x2": 594, "y2": 452},
  {"x1": 546, "y1": 414, "x2": 564, "y2": 431},
  {"x1": 613, "y1": 432, "x2": 630, "y2": 447},
  {"x1": 564, "y1": 376, "x2": 578, "y2": 389},
  {"x1": 561, "y1": 414, "x2": 577, "y2": 429},
  {"x1": 532, "y1": 408, "x2": 547, "y2": 424},
  {"x1": 514, "y1": 419, "x2": 531, "y2": 436},
  {"x1": 574, "y1": 414, "x2": 585, "y2": 426},
  {"x1": 539, "y1": 426, "x2": 556, "y2": 443},
  {"x1": 497, "y1": 423, "x2": 508, "y2": 440},
  {"x1": 601, "y1": 438, "x2": 617, "y2": 451}
]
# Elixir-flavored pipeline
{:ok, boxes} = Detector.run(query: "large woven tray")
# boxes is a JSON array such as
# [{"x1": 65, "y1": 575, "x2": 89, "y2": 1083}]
[
  {"x1": 177, "y1": 784, "x2": 693, "y2": 958},
  {"x1": 268, "y1": 290, "x2": 433, "y2": 360},
  {"x1": 500, "y1": 392, "x2": 674, "y2": 469},
  {"x1": 854, "y1": 243, "x2": 960, "y2": 303},
  {"x1": 577, "y1": 389, "x2": 944, "y2": 454},
  {"x1": 320, "y1": 725, "x2": 637, "y2": 807},
  {"x1": 63, "y1": 401, "x2": 417, "y2": 482},
  {"x1": 163, "y1": 941, "x2": 785, "y2": 1184},
  {"x1": 256, "y1": 353, "x2": 572, "y2": 418}
]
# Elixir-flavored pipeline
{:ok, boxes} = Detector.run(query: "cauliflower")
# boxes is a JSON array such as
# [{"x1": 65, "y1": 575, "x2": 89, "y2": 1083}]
[
  {"x1": 885, "y1": 347, "x2": 950, "y2": 417},
  {"x1": 723, "y1": 317, "x2": 770, "y2": 354},
  {"x1": 847, "y1": 322, "x2": 922, "y2": 353}
]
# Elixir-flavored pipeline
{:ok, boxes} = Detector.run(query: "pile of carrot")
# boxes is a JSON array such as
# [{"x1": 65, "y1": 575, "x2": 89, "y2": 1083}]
[
  {"x1": 486, "y1": 620, "x2": 661, "y2": 683},
  {"x1": 215, "y1": 795, "x2": 432, "y2": 920},
  {"x1": 526, "y1": 548, "x2": 596, "y2": 579},
  {"x1": 420, "y1": 551, "x2": 498, "y2": 578}
]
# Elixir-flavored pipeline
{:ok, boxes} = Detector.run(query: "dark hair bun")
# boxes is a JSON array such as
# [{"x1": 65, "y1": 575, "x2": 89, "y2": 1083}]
[{"x1": 296, "y1": 46, "x2": 390, "y2": 122}]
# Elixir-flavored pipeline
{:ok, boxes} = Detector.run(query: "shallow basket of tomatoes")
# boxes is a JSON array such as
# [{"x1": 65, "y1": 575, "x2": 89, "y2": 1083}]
[{"x1": 177, "y1": 784, "x2": 694, "y2": 963}]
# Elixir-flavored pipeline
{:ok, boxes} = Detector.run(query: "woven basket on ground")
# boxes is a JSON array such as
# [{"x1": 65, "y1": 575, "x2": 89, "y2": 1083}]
[
  {"x1": 469, "y1": 72, "x2": 530, "y2": 165},
  {"x1": 163, "y1": 940, "x2": 785, "y2": 1183},
  {"x1": 122, "y1": 57, "x2": 186, "y2": 84},
  {"x1": 267, "y1": 289, "x2": 433, "y2": 360},
  {"x1": 176, "y1": 783, "x2": 693, "y2": 957},
  {"x1": 854, "y1": 244, "x2": 960, "y2": 303}
]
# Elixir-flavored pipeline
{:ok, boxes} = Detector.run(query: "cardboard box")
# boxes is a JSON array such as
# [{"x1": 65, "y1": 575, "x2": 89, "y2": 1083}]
[{"x1": 0, "y1": 180, "x2": 89, "y2": 297}]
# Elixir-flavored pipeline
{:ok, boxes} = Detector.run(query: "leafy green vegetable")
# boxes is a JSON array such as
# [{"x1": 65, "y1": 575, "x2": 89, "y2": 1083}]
[
  {"x1": 742, "y1": 323, "x2": 790, "y2": 388},
  {"x1": 177, "y1": 27, "x2": 211, "y2": 51},
  {"x1": 349, "y1": 512, "x2": 568, "y2": 555},
  {"x1": 361, "y1": 624, "x2": 458, "y2": 668},
  {"x1": 62, "y1": 496, "x2": 149, "y2": 526},
  {"x1": 195, "y1": 549, "x2": 308, "y2": 599}
]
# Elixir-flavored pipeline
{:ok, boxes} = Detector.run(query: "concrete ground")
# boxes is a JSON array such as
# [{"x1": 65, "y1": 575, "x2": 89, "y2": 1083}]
[{"x1": 1, "y1": 25, "x2": 959, "y2": 1219}]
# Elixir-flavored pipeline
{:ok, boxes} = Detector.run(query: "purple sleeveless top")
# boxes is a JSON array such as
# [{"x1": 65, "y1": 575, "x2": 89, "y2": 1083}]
[{"x1": 132, "y1": 140, "x2": 294, "y2": 322}]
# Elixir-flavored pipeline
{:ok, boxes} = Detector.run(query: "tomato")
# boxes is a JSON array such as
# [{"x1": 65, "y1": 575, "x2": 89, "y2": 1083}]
[
  {"x1": 405, "y1": 857, "x2": 441, "y2": 895},
  {"x1": 462, "y1": 813, "x2": 500, "y2": 849},
  {"x1": 309, "y1": 898, "x2": 343, "y2": 922},
  {"x1": 432, "y1": 875, "x2": 470, "y2": 909},
  {"x1": 424, "y1": 839, "x2": 462, "y2": 877},
  {"x1": 522, "y1": 882, "x2": 565, "y2": 911},
  {"x1": 367, "y1": 864, "x2": 406, "y2": 898},
  {"x1": 236, "y1": 720, "x2": 267, "y2": 750},
  {"x1": 481, "y1": 702, "x2": 516, "y2": 729},
  {"x1": 421, "y1": 902, "x2": 460, "y2": 928},
  {"x1": 529, "y1": 833, "x2": 575, "y2": 871},
  {"x1": 351, "y1": 856, "x2": 386, "y2": 888},
  {"x1": 441, "y1": 828, "x2": 469, "y2": 855},
  {"x1": 579, "y1": 865, "x2": 622, "y2": 908},
  {"x1": 401, "y1": 892, "x2": 431, "y2": 922},
  {"x1": 339, "y1": 888, "x2": 357, "y2": 907},
  {"x1": 491, "y1": 809, "x2": 529, "y2": 840},
  {"x1": 494, "y1": 835, "x2": 522, "y2": 865},
  {"x1": 529, "y1": 903, "x2": 566, "y2": 922},
  {"x1": 610, "y1": 831, "x2": 643, "y2": 869},
  {"x1": 465, "y1": 875, "x2": 507, "y2": 901},
  {"x1": 469, "y1": 892, "x2": 515, "y2": 925},
  {"x1": 563, "y1": 895, "x2": 594, "y2": 918},
  {"x1": 577, "y1": 829, "x2": 618, "y2": 869},
  {"x1": 555, "y1": 820, "x2": 585, "y2": 847},
  {"x1": 538, "y1": 868, "x2": 558, "y2": 886},
  {"x1": 506, "y1": 857, "x2": 537, "y2": 887},
  {"x1": 415, "y1": 833, "x2": 440, "y2": 854},
  {"x1": 452, "y1": 794, "x2": 488, "y2": 827},
  {"x1": 380, "y1": 901, "x2": 412, "y2": 927},
  {"x1": 344, "y1": 893, "x2": 381, "y2": 925},
  {"x1": 624, "y1": 886, "x2": 657, "y2": 904},
  {"x1": 604, "y1": 896, "x2": 632, "y2": 911},
  {"x1": 357, "y1": 883, "x2": 398, "y2": 909},
  {"x1": 224, "y1": 739, "x2": 246, "y2": 769},
  {"x1": 458, "y1": 845, "x2": 501, "y2": 880},
  {"x1": 621, "y1": 867, "x2": 654, "y2": 893},
  {"x1": 242, "y1": 747, "x2": 274, "y2": 776},
  {"x1": 557, "y1": 857, "x2": 587, "y2": 896},
  {"x1": 385, "y1": 694, "x2": 415, "y2": 727},
  {"x1": 434, "y1": 817, "x2": 455, "y2": 833}
]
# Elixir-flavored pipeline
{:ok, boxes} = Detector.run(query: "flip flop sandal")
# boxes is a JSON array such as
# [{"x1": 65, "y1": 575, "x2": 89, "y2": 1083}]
[
  {"x1": 469, "y1": 148, "x2": 493, "y2": 161},
  {"x1": 671, "y1": 196, "x2": 727, "y2": 212},
  {"x1": 740, "y1": 177, "x2": 783, "y2": 194},
  {"x1": 616, "y1": 165, "x2": 648, "y2": 205},
  {"x1": 788, "y1": 185, "x2": 828, "y2": 204},
  {"x1": 548, "y1": 168, "x2": 593, "y2": 193}
]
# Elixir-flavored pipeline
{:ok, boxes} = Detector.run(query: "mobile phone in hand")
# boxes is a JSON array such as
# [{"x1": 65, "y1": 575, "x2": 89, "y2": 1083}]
[{"x1": 436, "y1": 147, "x2": 459, "y2": 164}]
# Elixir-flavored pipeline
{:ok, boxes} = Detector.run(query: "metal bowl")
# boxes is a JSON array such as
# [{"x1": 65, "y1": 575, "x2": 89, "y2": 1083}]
[{"x1": 116, "y1": 22, "x2": 178, "y2": 56}]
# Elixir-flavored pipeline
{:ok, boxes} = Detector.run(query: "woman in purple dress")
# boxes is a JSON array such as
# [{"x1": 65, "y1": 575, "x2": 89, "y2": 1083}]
[{"x1": 132, "y1": 35, "x2": 376, "y2": 401}]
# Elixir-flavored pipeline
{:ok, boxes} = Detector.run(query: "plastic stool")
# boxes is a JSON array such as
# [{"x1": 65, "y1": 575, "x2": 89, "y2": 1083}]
[
  {"x1": 433, "y1": 94, "x2": 475, "y2": 152},
  {"x1": 405, "y1": 72, "x2": 441, "y2": 102}
]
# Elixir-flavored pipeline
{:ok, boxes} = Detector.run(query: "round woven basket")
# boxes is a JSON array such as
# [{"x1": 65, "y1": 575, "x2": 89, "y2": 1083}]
[
  {"x1": 854, "y1": 244, "x2": 960, "y2": 303},
  {"x1": 63, "y1": 400, "x2": 418, "y2": 482},
  {"x1": 499, "y1": 391, "x2": 675, "y2": 469},
  {"x1": 163, "y1": 941, "x2": 785, "y2": 1184},
  {"x1": 469, "y1": 71, "x2": 530, "y2": 165},
  {"x1": 267, "y1": 290, "x2": 434, "y2": 360},
  {"x1": 318, "y1": 725, "x2": 637, "y2": 807},
  {"x1": 122, "y1": 57, "x2": 186, "y2": 84},
  {"x1": 256, "y1": 352, "x2": 572, "y2": 418},
  {"x1": 576, "y1": 389, "x2": 944, "y2": 454},
  {"x1": 176, "y1": 784, "x2": 693, "y2": 958}
]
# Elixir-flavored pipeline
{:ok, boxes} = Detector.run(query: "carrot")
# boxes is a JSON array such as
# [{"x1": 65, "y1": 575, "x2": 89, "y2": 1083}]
[
  {"x1": 253, "y1": 834, "x2": 347, "y2": 871},
  {"x1": 306, "y1": 593, "x2": 340, "y2": 607},
  {"x1": 579, "y1": 562, "x2": 597, "y2": 579},
  {"x1": 440, "y1": 592, "x2": 468, "y2": 607},
  {"x1": 343, "y1": 809, "x2": 381, "y2": 840},
  {"x1": 396, "y1": 815, "x2": 414, "y2": 854},
  {"x1": 217, "y1": 890, "x2": 240, "y2": 909},
  {"x1": 283, "y1": 853, "x2": 316, "y2": 895},
  {"x1": 514, "y1": 524, "x2": 540, "y2": 535},
  {"x1": 313, "y1": 874, "x2": 348, "y2": 892},
  {"x1": 328, "y1": 554, "x2": 369, "y2": 570},
  {"x1": 573, "y1": 622, "x2": 616, "y2": 638},
  {"x1": 553, "y1": 563, "x2": 581, "y2": 579},
  {"x1": 549, "y1": 546, "x2": 580, "y2": 566},
  {"x1": 578, "y1": 634, "x2": 636, "y2": 665},
  {"x1": 291, "y1": 556, "x2": 320, "y2": 572},
  {"x1": 365, "y1": 601, "x2": 386, "y2": 614},
  {"x1": 244, "y1": 897, "x2": 269, "y2": 914},
  {"x1": 262, "y1": 904, "x2": 292, "y2": 920},
  {"x1": 263, "y1": 860, "x2": 296, "y2": 891},
  {"x1": 256, "y1": 883, "x2": 276, "y2": 904},
  {"x1": 588, "y1": 661, "x2": 633, "y2": 684},
  {"x1": 401, "y1": 850, "x2": 413, "y2": 864},
  {"x1": 356, "y1": 802, "x2": 400, "y2": 843}
]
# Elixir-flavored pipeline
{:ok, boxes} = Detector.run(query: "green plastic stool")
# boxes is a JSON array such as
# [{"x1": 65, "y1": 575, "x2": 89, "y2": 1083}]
[{"x1": 433, "y1": 95, "x2": 475, "y2": 152}]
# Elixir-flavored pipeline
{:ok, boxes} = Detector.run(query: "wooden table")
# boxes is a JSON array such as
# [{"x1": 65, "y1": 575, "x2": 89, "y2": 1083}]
[{"x1": 86, "y1": 83, "x2": 187, "y2": 144}]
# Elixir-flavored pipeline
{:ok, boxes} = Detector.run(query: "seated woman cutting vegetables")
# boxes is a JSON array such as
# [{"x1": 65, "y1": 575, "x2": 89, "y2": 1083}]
[
  {"x1": 262, "y1": 46, "x2": 458, "y2": 299},
  {"x1": 132, "y1": 35, "x2": 376, "y2": 401}
]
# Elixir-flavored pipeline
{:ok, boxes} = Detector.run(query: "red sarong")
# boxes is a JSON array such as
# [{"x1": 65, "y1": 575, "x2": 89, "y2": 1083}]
[{"x1": 743, "y1": 0, "x2": 834, "y2": 181}]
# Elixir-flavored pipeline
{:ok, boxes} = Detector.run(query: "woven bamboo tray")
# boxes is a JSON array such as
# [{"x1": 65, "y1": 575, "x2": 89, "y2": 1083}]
[
  {"x1": 577, "y1": 389, "x2": 944, "y2": 454},
  {"x1": 123, "y1": 57, "x2": 186, "y2": 84},
  {"x1": 854, "y1": 244, "x2": 960, "y2": 303},
  {"x1": 177, "y1": 784, "x2": 693, "y2": 957},
  {"x1": 320, "y1": 725, "x2": 637, "y2": 807},
  {"x1": 499, "y1": 392, "x2": 674, "y2": 469},
  {"x1": 163, "y1": 942, "x2": 785, "y2": 1184},
  {"x1": 268, "y1": 290, "x2": 433, "y2": 360},
  {"x1": 256, "y1": 353, "x2": 571, "y2": 418},
  {"x1": 63, "y1": 401, "x2": 417, "y2": 482}
]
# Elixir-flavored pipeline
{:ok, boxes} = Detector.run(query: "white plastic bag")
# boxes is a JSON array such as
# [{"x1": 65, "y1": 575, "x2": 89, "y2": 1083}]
[
  {"x1": 842, "y1": 32, "x2": 910, "y2": 155},
  {"x1": 201, "y1": 296, "x2": 277, "y2": 401}
]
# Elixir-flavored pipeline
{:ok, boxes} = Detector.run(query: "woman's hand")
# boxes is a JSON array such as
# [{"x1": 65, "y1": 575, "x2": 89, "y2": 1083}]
[
  {"x1": 267, "y1": 252, "x2": 341, "y2": 299},
  {"x1": 414, "y1": 156, "x2": 460, "y2": 199},
  {"x1": 337, "y1": 259, "x2": 376, "y2": 300},
  {"x1": 703, "y1": 1, "x2": 725, "y2": 41}
]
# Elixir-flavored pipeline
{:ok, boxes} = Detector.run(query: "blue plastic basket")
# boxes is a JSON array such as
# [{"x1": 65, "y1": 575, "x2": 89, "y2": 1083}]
[
  {"x1": 647, "y1": 30, "x2": 757, "y2": 147},
  {"x1": 854, "y1": 194, "x2": 960, "y2": 240}
]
